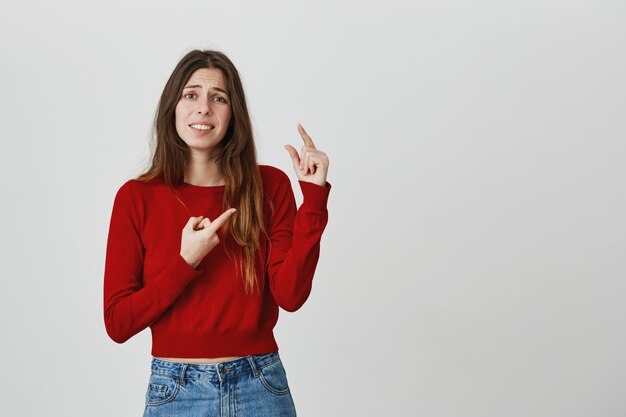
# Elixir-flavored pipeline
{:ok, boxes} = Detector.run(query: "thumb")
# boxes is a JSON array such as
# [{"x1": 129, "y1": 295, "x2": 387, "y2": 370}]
[
  {"x1": 185, "y1": 216, "x2": 204, "y2": 230},
  {"x1": 284, "y1": 144, "x2": 301, "y2": 167}
]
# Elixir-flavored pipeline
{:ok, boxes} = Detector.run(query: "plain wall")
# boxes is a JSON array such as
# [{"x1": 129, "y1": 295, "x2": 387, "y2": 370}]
[{"x1": 0, "y1": 0, "x2": 624, "y2": 416}]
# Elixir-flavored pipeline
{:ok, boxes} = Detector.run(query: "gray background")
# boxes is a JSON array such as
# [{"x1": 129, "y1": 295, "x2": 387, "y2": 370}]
[{"x1": 1, "y1": 0, "x2": 625, "y2": 416}]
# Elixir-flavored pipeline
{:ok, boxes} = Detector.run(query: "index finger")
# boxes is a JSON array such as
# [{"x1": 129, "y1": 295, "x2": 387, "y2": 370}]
[
  {"x1": 297, "y1": 123, "x2": 316, "y2": 148},
  {"x1": 207, "y1": 208, "x2": 237, "y2": 233}
]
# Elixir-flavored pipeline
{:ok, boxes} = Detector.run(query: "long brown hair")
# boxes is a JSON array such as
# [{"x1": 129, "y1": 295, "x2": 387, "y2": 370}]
[{"x1": 136, "y1": 49, "x2": 269, "y2": 296}]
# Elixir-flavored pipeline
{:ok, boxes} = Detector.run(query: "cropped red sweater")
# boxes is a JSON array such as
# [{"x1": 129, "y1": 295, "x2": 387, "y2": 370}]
[{"x1": 103, "y1": 165, "x2": 331, "y2": 357}]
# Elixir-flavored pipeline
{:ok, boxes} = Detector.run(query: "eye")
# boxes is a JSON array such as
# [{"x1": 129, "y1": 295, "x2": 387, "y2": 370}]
[
  {"x1": 184, "y1": 93, "x2": 196, "y2": 99},
  {"x1": 213, "y1": 96, "x2": 227, "y2": 103}
]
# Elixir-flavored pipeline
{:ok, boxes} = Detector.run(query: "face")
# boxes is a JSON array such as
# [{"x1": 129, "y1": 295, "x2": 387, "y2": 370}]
[{"x1": 175, "y1": 67, "x2": 232, "y2": 156}]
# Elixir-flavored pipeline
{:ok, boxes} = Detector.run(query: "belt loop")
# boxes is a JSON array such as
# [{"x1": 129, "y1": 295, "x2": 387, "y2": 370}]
[
  {"x1": 179, "y1": 363, "x2": 188, "y2": 386},
  {"x1": 247, "y1": 355, "x2": 260, "y2": 377}
]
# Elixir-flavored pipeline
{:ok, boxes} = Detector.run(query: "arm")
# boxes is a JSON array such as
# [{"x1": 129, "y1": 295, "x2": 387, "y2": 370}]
[
  {"x1": 102, "y1": 181, "x2": 203, "y2": 343},
  {"x1": 266, "y1": 173, "x2": 331, "y2": 312}
]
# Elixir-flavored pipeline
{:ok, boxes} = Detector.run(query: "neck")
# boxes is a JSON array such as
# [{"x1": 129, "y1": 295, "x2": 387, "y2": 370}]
[{"x1": 184, "y1": 153, "x2": 225, "y2": 186}]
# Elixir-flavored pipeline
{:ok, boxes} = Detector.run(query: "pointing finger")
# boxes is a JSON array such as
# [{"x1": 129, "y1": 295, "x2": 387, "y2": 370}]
[
  {"x1": 297, "y1": 123, "x2": 316, "y2": 148},
  {"x1": 207, "y1": 208, "x2": 238, "y2": 234}
]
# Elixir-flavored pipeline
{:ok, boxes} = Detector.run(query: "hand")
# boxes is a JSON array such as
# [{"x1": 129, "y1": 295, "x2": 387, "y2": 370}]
[
  {"x1": 284, "y1": 123, "x2": 329, "y2": 187},
  {"x1": 180, "y1": 209, "x2": 237, "y2": 269}
]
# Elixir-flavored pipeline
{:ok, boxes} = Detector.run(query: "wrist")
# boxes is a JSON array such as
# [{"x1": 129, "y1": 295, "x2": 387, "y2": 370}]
[{"x1": 180, "y1": 252, "x2": 199, "y2": 269}]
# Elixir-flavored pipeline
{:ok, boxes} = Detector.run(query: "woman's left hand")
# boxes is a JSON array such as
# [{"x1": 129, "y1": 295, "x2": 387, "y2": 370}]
[{"x1": 284, "y1": 123, "x2": 329, "y2": 187}]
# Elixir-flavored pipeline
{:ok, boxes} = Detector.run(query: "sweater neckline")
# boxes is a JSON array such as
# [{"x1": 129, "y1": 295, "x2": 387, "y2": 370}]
[{"x1": 177, "y1": 182, "x2": 225, "y2": 194}]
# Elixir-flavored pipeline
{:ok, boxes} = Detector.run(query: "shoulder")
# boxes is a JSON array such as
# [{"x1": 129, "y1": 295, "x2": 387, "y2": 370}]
[
  {"x1": 259, "y1": 164, "x2": 289, "y2": 182},
  {"x1": 258, "y1": 165, "x2": 295, "y2": 207},
  {"x1": 259, "y1": 164, "x2": 291, "y2": 190},
  {"x1": 113, "y1": 179, "x2": 136, "y2": 199},
  {"x1": 115, "y1": 178, "x2": 145, "y2": 197},
  {"x1": 113, "y1": 177, "x2": 163, "y2": 206}
]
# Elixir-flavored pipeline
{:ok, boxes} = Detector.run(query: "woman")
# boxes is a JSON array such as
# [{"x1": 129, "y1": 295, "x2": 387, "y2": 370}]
[{"x1": 103, "y1": 49, "x2": 331, "y2": 416}]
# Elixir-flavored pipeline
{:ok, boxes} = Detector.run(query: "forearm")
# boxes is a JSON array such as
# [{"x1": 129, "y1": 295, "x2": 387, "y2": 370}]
[{"x1": 103, "y1": 253, "x2": 202, "y2": 343}]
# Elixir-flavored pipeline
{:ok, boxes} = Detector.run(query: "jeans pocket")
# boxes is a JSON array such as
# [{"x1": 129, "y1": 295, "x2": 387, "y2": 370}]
[
  {"x1": 258, "y1": 359, "x2": 291, "y2": 396},
  {"x1": 145, "y1": 373, "x2": 180, "y2": 406}
]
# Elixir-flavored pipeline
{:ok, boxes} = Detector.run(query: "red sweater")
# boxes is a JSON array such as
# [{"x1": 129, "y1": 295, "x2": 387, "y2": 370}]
[{"x1": 103, "y1": 165, "x2": 331, "y2": 357}]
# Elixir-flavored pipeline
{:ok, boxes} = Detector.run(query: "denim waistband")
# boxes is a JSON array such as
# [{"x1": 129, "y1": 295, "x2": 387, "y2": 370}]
[{"x1": 149, "y1": 351, "x2": 281, "y2": 382}]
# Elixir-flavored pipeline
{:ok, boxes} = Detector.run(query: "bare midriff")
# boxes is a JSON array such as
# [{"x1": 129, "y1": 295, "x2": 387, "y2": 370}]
[{"x1": 155, "y1": 356, "x2": 244, "y2": 364}]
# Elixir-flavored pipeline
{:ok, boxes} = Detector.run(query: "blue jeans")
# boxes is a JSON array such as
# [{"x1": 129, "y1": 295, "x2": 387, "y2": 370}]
[{"x1": 142, "y1": 351, "x2": 297, "y2": 417}]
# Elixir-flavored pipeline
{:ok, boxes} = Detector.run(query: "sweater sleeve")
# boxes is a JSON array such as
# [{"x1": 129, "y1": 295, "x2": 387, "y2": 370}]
[
  {"x1": 266, "y1": 173, "x2": 331, "y2": 312},
  {"x1": 103, "y1": 181, "x2": 203, "y2": 344}
]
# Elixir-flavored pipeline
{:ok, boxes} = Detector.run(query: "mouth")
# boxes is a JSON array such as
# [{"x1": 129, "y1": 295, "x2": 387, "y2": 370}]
[{"x1": 189, "y1": 124, "x2": 215, "y2": 132}]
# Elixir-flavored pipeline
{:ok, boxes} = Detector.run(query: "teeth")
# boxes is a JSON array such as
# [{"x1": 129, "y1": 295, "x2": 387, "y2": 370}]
[{"x1": 190, "y1": 124, "x2": 213, "y2": 130}]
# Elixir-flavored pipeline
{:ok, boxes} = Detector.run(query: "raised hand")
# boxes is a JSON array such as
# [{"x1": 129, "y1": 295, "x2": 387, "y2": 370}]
[
  {"x1": 180, "y1": 208, "x2": 237, "y2": 269},
  {"x1": 284, "y1": 123, "x2": 329, "y2": 187}
]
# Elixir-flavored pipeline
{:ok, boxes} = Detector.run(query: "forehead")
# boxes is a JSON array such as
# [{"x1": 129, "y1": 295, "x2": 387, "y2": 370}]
[{"x1": 185, "y1": 68, "x2": 227, "y2": 88}]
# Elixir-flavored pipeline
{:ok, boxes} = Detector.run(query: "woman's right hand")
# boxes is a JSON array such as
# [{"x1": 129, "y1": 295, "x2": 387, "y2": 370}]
[{"x1": 180, "y1": 208, "x2": 237, "y2": 269}]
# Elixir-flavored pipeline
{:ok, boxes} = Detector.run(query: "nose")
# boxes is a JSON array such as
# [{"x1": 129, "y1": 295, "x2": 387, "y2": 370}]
[{"x1": 196, "y1": 98, "x2": 212, "y2": 115}]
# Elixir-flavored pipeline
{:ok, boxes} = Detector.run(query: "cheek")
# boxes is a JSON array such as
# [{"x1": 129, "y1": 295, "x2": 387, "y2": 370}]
[
  {"x1": 221, "y1": 108, "x2": 232, "y2": 124},
  {"x1": 174, "y1": 106, "x2": 187, "y2": 135},
  {"x1": 174, "y1": 105, "x2": 187, "y2": 126}
]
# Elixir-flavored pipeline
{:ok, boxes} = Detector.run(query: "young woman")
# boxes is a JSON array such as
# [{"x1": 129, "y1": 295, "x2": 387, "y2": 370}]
[{"x1": 103, "y1": 49, "x2": 331, "y2": 416}]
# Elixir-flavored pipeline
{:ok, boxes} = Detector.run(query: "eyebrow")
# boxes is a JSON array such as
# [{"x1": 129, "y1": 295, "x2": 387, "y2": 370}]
[{"x1": 183, "y1": 84, "x2": 229, "y2": 95}]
